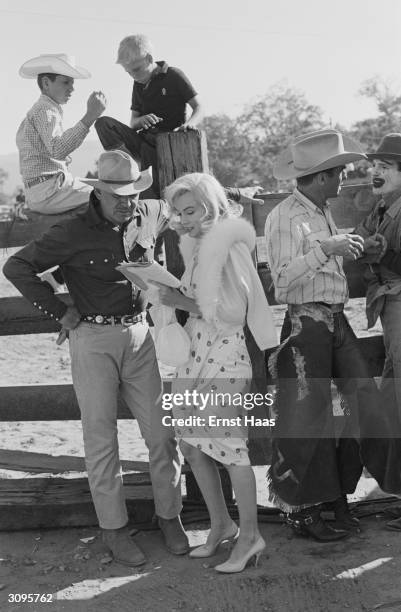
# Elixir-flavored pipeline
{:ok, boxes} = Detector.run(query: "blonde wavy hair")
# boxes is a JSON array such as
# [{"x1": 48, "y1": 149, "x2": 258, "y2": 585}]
[
  {"x1": 164, "y1": 173, "x2": 232, "y2": 235},
  {"x1": 116, "y1": 34, "x2": 154, "y2": 67}
]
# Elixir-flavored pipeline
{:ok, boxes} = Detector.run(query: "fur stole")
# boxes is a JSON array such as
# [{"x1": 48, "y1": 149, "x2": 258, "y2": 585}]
[{"x1": 179, "y1": 217, "x2": 256, "y2": 321}]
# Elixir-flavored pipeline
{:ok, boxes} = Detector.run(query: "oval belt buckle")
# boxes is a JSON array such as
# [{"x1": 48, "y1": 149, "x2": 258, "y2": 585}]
[
  {"x1": 95, "y1": 315, "x2": 104, "y2": 324},
  {"x1": 121, "y1": 315, "x2": 130, "y2": 327}
]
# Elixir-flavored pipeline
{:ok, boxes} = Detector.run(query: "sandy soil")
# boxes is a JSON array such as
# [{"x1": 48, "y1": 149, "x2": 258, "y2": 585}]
[{"x1": 2, "y1": 251, "x2": 400, "y2": 612}]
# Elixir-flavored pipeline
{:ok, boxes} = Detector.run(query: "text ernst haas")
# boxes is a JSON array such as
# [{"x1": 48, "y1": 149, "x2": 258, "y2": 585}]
[{"x1": 162, "y1": 415, "x2": 276, "y2": 427}]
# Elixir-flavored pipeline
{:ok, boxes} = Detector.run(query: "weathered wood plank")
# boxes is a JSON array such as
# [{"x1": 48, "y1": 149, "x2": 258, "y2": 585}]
[
  {"x1": 0, "y1": 449, "x2": 151, "y2": 475},
  {"x1": 156, "y1": 130, "x2": 209, "y2": 194},
  {"x1": 0, "y1": 382, "x2": 171, "y2": 421},
  {"x1": 0, "y1": 498, "x2": 155, "y2": 530},
  {"x1": 0, "y1": 209, "x2": 85, "y2": 249},
  {"x1": 0, "y1": 473, "x2": 155, "y2": 530},
  {"x1": 0, "y1": 384, "x2": 130, "y2": 420},
  {"x1": 0, "y1": 335, "x2": 385, "y2": 425},
  {"x1": 0, "y1": 182, "x2": 378, "y2": 250}
]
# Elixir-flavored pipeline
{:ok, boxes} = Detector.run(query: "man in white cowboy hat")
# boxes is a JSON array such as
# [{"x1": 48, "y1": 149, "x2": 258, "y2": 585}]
[
  {"x1": 3, "y1": 150, "x2": 189, "y2": 566},
  {"x1": 17, "y1": 53, "x2": 107, "y2": 215},
  {"x1": 264, "y1": 128, "x2": 386, "y2": 541}
]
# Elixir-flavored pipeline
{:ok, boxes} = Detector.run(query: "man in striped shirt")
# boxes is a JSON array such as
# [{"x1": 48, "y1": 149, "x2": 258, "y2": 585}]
[
  {"x1": 265, "y1": 129, "x2": 385, "y2": 541},
  {"x1": 17, "y1": 53, "x2": 106, "y2": 215}
]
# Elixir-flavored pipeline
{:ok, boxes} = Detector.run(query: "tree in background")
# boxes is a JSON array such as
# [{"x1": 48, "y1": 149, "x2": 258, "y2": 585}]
[
  {"x1": 237, "y1": 83, "x2": 325, "y2": 189},
  {"x1": 351, "y1": 76, "x2": 401, "y2": 151},
  {"x1": 201, "y1": 83, "x2": 325, "y2": 190},
  {"x1": 200, "y1": 114, "x2": 249, "y2": 187}
]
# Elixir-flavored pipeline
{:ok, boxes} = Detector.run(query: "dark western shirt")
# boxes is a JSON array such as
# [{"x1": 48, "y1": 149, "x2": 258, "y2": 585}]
[
  {"x1": 3, "y1": 193, "x2": 168, "y2": 321},
  {"x1": 131, "y1": 61, "x2": 197, "y2": 131}
]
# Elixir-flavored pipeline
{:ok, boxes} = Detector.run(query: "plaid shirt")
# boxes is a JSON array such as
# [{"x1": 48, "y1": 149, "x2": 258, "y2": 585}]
[
  {"x1": 265, "y1": 188, "x2": 348, "y2": 305},
  {"x1": 16, "y1": 94, "x2": 89, "y2": 181}
]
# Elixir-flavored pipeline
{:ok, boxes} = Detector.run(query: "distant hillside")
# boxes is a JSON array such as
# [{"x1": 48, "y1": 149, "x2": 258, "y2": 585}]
[{"x1": 0, "y1": 139, "x2": 103, "y2": 195}]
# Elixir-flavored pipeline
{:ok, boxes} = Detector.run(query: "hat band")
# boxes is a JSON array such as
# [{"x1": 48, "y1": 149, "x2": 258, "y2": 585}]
[{"x1": 100, "y1": 178, "x2": 138, "y2": 185}]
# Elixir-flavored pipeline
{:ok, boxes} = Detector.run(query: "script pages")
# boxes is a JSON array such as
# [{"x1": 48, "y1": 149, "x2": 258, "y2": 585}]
[{"x1": 116, "y1": 261, "x2": 181, "y2": 291}]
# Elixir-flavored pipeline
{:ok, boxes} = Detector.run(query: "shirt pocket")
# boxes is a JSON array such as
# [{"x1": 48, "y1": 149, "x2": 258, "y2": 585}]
[
  {"x1": 80, "y1": 250, "x2": 119, "y2": 280},
  {"x1": 302, "y1": 226, "x2": 329, "y2": 252}
]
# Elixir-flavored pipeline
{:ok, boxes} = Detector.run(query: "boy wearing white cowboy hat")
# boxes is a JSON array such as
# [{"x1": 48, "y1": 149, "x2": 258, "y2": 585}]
[
  {"x1": 16, "y1": 53, "x2": 107, "y2": 215},
  {"x1": 3, "y1": 150, "x2": 189, "y2": 565},
  {"x1": 265, "y1": 128, "x2": 387, "y2": 541}
]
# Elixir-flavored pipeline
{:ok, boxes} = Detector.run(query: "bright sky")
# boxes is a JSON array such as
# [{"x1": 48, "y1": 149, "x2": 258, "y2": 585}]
[{"x1": 1, "y1": 0, "x2": 401, "y2": 155}]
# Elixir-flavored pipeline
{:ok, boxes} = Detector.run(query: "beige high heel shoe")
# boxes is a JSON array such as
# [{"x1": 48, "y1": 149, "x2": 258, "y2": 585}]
[
  {"x1": 214, "y1": 536, "x2": 266, "y2": 573},
  {"x1": 189, "y1": 522, "x2": 239, "y2": 558}
]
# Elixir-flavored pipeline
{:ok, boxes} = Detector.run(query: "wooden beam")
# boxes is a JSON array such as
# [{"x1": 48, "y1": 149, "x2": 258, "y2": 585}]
[
  {"x1": 0, "y1": 473, "x2": 155, "y2": 530},
  {"x1": 0, "y1": 449, "x2": 151, "y2": 475},
  {"x1": 0, "y1": 336, "x2": 384, "y2": 424},
  {"x1": 0, "y1": 209, "x2": 86, "y2": 249},
  {"x1": 0, "y1": 381, "x2": 172, "y2": 421},
  {"x1": 0, "y1": 384, "x2": 132, "y2": 421},
  {"x1": 0, "y1": 182, "x2": 378, "y2": 250}
]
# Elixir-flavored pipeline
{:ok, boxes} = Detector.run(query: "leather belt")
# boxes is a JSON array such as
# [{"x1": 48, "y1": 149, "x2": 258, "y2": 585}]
[
  {"x1": 316, "y1": 302, "x2": 344, "y2": 313},
  {"x1": 24, "y1": 174, "x2": 58, "y2": 189},
  {"x1": 81, "y1": 312, "x2": 146, "y2": 326}
]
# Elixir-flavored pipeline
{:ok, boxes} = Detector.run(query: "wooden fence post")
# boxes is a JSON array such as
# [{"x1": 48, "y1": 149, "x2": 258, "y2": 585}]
[
  {"x1": 155, "y1": 131, "x2": 235, "y2": 503},
  {"x1": 156, "y1": 131, "x2": 209, "y2": 279},
  {"x1": 156, "y1": 130, "x2": 209, "y2": 192}
]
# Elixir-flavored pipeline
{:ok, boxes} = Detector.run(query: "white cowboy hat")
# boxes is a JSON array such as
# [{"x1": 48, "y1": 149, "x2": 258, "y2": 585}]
[
  {"x1": 274, "y1": 129, "x2": 367, "y2": 180},
  {"x1": 19, "y1": 53, "x2": 91, "y2": 79},
  {"x1": 80, "y1": 150, "x2": 153, "y2": 195}
]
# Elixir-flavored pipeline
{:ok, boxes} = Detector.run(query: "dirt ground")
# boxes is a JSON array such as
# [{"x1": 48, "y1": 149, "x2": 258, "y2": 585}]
[{"x1": 2, "y1": 251, "x2": 401, "y2": 612}]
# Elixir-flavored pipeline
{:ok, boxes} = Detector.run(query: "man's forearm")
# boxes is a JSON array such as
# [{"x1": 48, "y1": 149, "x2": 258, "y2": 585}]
[
  {"x1": 130, "y1": 116, "x2": 142, "y2": 130},
  {"x1": 186, "y1": 104, "x2": 203, "y2": 127},
  {"x1": 3, "y1": 256, "x2": 68, "y2": 321}
]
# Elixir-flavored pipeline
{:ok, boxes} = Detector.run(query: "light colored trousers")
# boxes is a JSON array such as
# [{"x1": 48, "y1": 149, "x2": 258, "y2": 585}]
[
  {"x1": 25, "y1": 171, "x2": 91, "y2": 214},
  {"x1": 380, "y1": 293, "x2": 401, "y2": 420},
  {"x1": 69, "y1": 321, "x2": 182, "y2": 529}
]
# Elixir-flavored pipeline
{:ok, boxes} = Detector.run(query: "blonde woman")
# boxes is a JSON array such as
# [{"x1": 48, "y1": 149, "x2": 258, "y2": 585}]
[{"x1": 155, "y1": 173, "x2": 277, "y2": 573}]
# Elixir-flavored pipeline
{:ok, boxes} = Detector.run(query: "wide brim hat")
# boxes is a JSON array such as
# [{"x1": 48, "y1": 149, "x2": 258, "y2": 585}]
[
  {"x1": 19, "y1": 54, "x2": 91, "y2": 79},
  {"x1": 274, "y1": 129, "x2": 367, "y2": 180},
  {"x1": 366, "y1": 133, "x2": 401, "y2": 161},
  {"x1": 79, "y1": 150, "x2": 153, "y2": 195}
]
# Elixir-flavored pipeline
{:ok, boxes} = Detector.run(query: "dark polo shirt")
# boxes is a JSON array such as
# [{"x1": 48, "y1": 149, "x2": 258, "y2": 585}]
[
  {"x1": 131, "y1": 61, "x2": 197, "y2": 131},
  {"x1": 3, "y1": 193, "x2": 168, "y2": 321}
]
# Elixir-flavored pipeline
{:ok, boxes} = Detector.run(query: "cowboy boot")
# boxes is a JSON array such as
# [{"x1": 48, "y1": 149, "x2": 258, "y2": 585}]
[
  {"x1": 158, "y1": 516, "x2": 189, "y2": 555},
  {"x1": 325, "y1": 495, "x2": 360, "y2": 531},
  {"x1": 286, "y1": 505, "x2": 350, "y2": 542},
  {"x1": 102, "y1": 525, "x2": 146, "y2": 567}
]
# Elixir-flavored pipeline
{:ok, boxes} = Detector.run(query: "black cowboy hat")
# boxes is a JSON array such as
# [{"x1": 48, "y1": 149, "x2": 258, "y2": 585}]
[{"x1": 367, "y1": 133, "x2": 401, "y2": 161}]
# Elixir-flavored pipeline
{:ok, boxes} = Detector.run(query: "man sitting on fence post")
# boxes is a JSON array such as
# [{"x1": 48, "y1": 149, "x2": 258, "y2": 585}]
[
  {"x1": 264, "y1": 128, "x2": 388, "y2": 541},
  {"x1": 3, "y1": 150, "x2": 188, "y2": 566},
  {"x1": 17, "y1": 53, "x2": 107, "y2": 216},
  {"x1": 94, "y1": 34, "x2": 203, "y2": 198}
]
